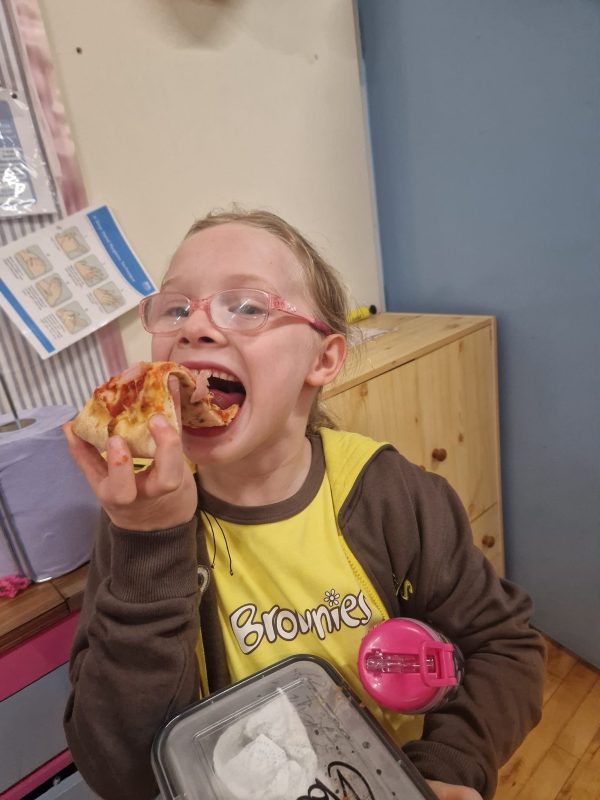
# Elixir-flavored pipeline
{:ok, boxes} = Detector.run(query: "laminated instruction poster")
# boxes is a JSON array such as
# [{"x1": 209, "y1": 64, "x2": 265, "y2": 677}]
[{"x1": 0, "y1": 205, "x2": 156, "y2": 359}]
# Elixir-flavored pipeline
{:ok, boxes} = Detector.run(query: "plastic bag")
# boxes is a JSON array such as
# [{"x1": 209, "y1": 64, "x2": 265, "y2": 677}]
[{"x1": 0, "y1": 86, "x2": 57, "y2": 217}]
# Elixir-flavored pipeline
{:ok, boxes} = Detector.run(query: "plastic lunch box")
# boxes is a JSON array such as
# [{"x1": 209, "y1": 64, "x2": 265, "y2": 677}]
[{"x1": 152, "y1": 654, "x2": 438, "y2": 800}]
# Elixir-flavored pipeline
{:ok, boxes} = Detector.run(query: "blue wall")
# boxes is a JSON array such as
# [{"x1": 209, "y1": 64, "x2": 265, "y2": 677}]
[{"x1": 358, "y1": 0, "x2": 600, "y2": 666}]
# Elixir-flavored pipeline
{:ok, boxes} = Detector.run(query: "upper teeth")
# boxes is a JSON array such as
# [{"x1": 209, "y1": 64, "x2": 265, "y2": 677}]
[{"x1": 191, "y1": 368, "x2": 238, "y2": 382}]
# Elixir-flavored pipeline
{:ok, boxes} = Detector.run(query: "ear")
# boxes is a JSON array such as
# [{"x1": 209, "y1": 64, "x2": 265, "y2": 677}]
[{"x1": 305, "y1": 333, "x2": 347, "y2": 388}]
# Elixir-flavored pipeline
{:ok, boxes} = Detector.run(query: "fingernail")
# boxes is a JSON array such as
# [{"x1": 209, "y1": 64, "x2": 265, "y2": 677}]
[
  {"x1": 150, "y1": 414, "x2": 169, "y2": 428},
  {"x1": 107, "y1": 434, "x2": 127, "y2": 450}
]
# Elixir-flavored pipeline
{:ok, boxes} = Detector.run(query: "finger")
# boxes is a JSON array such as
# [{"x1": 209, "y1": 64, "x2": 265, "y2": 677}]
[
  {"x1": 427, "y1": 782, "x2": 483, "y2": 800},
  {"x1": 168, "y1": 375, "x2": 182, "y2": 430},
  {"x1": 143, "y1": 414, "x2": 185, "y2": 496},
  {"x1": 103, "y1": 436, "x2": 138, "y2": 505},
  {"x1": 63, "y1": 422, "x2": 108, "y2": 487}
]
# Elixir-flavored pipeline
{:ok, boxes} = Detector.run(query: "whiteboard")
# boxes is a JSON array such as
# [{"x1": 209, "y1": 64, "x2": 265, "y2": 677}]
[{"x1": 38, "y1": 0, "x2": 383, "y2": 362}]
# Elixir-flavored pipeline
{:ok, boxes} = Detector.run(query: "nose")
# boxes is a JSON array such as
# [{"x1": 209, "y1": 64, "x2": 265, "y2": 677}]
[{"x1": 177, "y1": 301, "x2": 225, "y2": 346}]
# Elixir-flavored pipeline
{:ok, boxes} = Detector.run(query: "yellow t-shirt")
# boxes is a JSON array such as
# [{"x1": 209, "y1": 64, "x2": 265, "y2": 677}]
[{"x1": 202, "y1": 430, "x2": 423, "y2": 745}]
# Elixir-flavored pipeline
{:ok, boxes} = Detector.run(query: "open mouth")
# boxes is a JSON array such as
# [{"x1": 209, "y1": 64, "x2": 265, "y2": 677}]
[
  {"x1": 181, "y1": 367, "x2": 246, "y2": 431},
  {"x1": 206, "y1": 372, "x2": 246, "y2": 411}
]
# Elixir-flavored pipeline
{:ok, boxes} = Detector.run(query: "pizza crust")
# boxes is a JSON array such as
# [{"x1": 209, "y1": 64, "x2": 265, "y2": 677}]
[{"x1": 72, "y1": 361, "x2": 240, "y2": 457}]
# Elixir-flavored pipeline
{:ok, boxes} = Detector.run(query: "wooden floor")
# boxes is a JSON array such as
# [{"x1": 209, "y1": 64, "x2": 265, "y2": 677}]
[{"x1": 494, "y1": 636, "x2": 600, "y2": 799}]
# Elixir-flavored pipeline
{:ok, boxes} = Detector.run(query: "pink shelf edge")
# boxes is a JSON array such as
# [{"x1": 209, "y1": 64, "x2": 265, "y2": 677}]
[
  {"x1": 0, "y1": 749, "x2": 73, "y2": 799},
  {"x1": 0, "y1": 612, "x2": 79, "y2": 702}
]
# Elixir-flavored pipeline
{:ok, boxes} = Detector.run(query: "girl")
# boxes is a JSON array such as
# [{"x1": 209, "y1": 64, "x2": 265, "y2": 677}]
[{"x1": 64, "y1": 209, "x2": 544, "y2": 800}]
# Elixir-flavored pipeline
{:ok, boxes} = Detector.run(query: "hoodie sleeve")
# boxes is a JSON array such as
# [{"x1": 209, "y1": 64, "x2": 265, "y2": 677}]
[
  {"x1": 63, "y1": 511, "x2": 202, "y2": 800},
  {"x1": 402, "y1": 474, "x2": 545, "y2": 799},
  {"x1": 341, "y1": 448, "x2": 546, "y2": 800}
]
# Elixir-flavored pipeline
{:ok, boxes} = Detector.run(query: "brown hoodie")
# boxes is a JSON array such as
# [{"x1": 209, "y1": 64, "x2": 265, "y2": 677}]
[{"x1": 64, "y1": 432, "x2": 544, "y2": 799}]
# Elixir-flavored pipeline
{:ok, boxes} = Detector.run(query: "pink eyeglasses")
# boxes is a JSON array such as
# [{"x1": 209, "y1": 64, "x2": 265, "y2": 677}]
[{"x1": 139, "y1": 288, "x2": 333, "y2": 335}]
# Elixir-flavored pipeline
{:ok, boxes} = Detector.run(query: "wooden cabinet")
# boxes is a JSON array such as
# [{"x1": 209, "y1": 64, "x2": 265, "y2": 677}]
[{"x1": 322, "y1": 313, "x2": 504, "y2": 575}]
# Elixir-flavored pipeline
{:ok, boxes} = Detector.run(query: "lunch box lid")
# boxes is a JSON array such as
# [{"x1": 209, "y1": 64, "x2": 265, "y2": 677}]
[{"x1": 152, "y1": 654, "x2": 437, "y2": 800}]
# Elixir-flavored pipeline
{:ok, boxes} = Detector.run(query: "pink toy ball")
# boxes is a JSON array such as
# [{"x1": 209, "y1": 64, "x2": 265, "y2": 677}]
[{"x1": 358, "y1": 618, "x2": 465, "y2": 714}]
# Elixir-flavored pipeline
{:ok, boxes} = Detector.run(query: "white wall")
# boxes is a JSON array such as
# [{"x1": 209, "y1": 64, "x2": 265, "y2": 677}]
[{"x1": 38, "y1": 0, "x2": 382, "y2": 362}]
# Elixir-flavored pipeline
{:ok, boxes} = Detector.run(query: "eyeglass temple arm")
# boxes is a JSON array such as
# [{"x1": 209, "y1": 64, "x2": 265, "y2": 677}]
[{"x1": 270, "y1": 296, "x2": 332, "y2": 335}]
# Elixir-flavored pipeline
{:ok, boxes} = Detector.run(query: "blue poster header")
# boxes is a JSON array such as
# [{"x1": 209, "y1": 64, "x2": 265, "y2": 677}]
[{"x1": 87, "y1": 206, "x2": 155, "y2": 296}]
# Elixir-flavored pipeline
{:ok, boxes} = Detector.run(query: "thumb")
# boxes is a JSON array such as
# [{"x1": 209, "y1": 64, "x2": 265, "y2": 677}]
[{"x1": 427, "y1": 781, "x2": 483, "y2": 800}]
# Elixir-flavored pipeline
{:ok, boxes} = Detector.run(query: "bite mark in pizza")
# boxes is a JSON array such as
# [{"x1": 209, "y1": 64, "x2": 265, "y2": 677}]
[{"x1": 71, "y1": 361, "x2": 242, "y2": 457}]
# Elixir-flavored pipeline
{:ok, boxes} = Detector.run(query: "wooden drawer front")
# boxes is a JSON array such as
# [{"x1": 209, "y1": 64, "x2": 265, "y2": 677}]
[
  {"x1": 0, "y1": 664, "x2": 70, "y2": 792},
  {"x1": 324, "y1": 358, "x2": 424, "y2": 463},
  {"x1": 471, "y1": 504, "x2": 504, "y2": 577},
  {"x1": 324, "y1": 326, "x2": 500, "y2": 523},
  {"x1": 413, "y1": 326, "x2": 499, "y2": 521}
]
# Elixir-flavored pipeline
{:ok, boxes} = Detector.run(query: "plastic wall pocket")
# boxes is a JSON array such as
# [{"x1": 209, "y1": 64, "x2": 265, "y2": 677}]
[{"x1": 358, "y1": 618, "x2": 464, "y2": 714}]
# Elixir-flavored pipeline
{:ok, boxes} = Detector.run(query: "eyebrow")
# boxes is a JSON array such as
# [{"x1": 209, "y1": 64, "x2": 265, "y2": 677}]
[
  {"x1": 162, "y1": 273, "x2": 282, "y2": 295},
  {"x1": 222, "y1": 273, "x2": 280, "y2": 291}
]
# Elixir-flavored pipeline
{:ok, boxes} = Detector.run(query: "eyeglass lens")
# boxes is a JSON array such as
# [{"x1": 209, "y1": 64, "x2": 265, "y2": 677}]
[{"x1": 143, "y1": 289, "x2": 271, "y2": 332}]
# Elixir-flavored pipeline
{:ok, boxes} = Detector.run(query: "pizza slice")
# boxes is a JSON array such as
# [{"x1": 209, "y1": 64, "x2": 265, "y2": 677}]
[{"x1": 71, "y1": 361, "x2": 240, "y2": 457}]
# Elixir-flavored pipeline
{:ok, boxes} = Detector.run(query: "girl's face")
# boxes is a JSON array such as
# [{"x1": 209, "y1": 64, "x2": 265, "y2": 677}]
[{"x1": 152, "y1": 223, "x2": 340, "y2": 466}]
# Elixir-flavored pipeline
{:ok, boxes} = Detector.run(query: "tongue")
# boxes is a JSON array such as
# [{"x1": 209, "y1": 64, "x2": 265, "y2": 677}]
[{"x1": 209, "y1": 389, "x2": 245, "y2": 410}]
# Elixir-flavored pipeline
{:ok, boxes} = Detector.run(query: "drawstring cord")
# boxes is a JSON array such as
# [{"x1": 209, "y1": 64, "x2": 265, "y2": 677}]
[
  {"x1": 201, "y1": 509, "x2": 217, "y2": 569},
  {"x1": 200, "y1": 509, "x2": 234, "y2": 576}
]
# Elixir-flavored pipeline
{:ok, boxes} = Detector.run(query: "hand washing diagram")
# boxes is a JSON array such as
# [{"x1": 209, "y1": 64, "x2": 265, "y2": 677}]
[{"x1": 0, "y1": 205, "x2": 155, "y2": 358}]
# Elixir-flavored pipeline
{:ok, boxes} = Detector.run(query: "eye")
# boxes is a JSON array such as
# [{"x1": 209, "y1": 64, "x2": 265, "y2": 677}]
[
  {"x1": 225, "y1": 291, "x2": 269, "y2": 317},
  {"x1": 164, "y1": 304, "x2": 189, "y2": 318},
  {"x1": 157, "y1": 295, "x2": 191, "y2": 318},
  {"x1": 231, "y1": 299, "x2": 265, "y2": 316}
]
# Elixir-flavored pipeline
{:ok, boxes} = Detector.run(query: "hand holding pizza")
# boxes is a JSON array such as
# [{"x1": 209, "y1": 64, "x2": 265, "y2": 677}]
[
  {"x1": 64, "y1": 361, "x2": 239, "y2": 531},
  {"x1": 63, "y1": 411, "x2": 198, "y2": 532}
]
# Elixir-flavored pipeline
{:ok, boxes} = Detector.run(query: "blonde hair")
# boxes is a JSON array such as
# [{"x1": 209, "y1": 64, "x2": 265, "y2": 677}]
[{"x1": 184, "y1": 208, "x2": 350, "y2": 433}]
